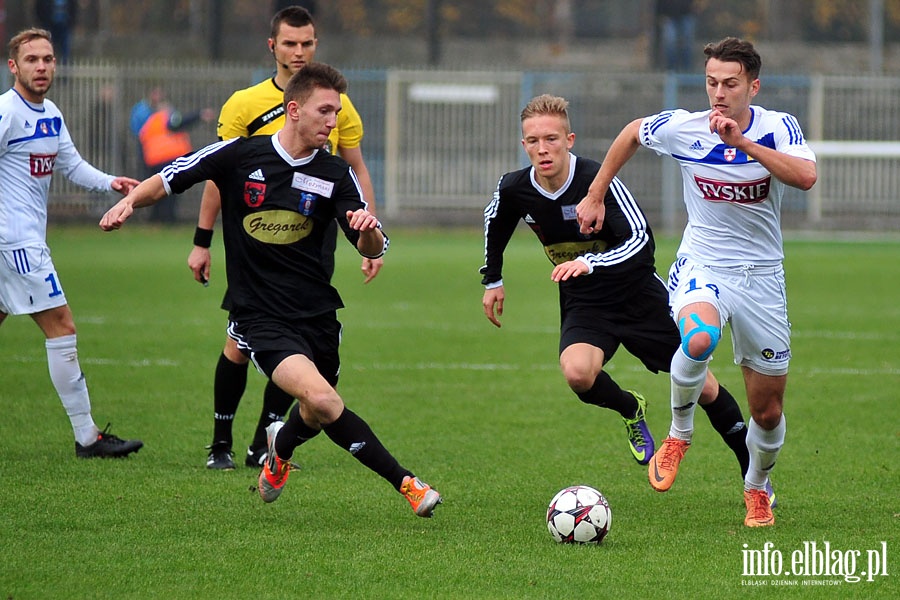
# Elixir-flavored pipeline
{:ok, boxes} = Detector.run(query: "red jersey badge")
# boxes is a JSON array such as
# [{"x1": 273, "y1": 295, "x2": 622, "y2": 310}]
[{"x1": 244, "y1": 182, "x2": 266, "y2": 207}]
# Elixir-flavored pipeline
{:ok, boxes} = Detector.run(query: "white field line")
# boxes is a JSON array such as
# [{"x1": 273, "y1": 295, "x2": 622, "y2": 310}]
[
  {"x1": 350, "y1": 363, "x2": 900, "y2": 376},
  {"x1": 4, "y1": 355, "x2": 898, "y2": 376}
]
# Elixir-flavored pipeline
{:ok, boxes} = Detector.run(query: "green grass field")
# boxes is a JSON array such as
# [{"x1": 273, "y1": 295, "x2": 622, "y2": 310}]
[{"x1": 1, "y1": 225, "x2": 897, "y2": 599}]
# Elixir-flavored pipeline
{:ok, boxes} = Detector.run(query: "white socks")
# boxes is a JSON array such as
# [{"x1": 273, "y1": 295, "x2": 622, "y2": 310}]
[
  {"x1": 668, "y1": 348, "x2": 708, "y2": 441},
  {"x1": 745, "y1": 414, "x2": 785, "y2": 490},
  {"x1": 46, "y1": 334, "x2": 97, "y2": 446}
]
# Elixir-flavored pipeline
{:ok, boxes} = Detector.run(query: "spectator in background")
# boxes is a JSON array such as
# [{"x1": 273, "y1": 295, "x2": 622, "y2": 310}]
[
  {"x1": 129, "y1": 87, "x2": 165, "y2": 139},
  {"x1": 655, "y1": 0, "x2": 697, "y2": 72},
  {"x1": 138, "y1": 93, "x2": 215, "y2": 222},
  {"x1": 129, "y1": 87, "x2": 164, "y2": 181},
  {"x1": 35, "y1": 0, "x2": 78, "y2": 63}
]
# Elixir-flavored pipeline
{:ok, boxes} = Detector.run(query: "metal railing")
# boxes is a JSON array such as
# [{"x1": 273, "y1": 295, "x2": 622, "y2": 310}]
[{"x1": 14, "y1": 63, "x2": 900, "y2": 232}]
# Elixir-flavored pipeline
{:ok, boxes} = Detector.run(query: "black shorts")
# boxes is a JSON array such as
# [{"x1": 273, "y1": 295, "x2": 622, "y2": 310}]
[
  {"x1": 227, "y1": 312, "x2": 341, "y2": 385},
  {"x1": 559, "y1": 276, "x2": 679, "y2": 374}
]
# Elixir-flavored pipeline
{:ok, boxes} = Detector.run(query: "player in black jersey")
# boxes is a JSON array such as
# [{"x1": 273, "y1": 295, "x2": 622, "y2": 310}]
[
  {"x1": 481, "y1": 95, "x2": 757, "y2": 481},
  {"x1": 191, "y1": 6, "x2": 382, "y2": 471},
  {"x1": 100, "y1": 63, "x2": 441, "y2": 518}
]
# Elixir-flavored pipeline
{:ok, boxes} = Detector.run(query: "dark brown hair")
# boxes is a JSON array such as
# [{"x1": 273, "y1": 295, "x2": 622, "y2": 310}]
[
  {"x1": 703, "y1": 37, "x2": 762, "y2": 80},
  {"x1": 283, "y1": 62, "x2": 347, "y2": 110},
  {"x1": 271, "y1": 5, "x2": 315, "y2": 40}
]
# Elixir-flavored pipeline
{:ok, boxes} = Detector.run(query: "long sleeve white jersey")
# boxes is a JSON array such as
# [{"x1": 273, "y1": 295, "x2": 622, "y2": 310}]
[
  {"x1": 639, "y1": 105, "x2": 816, "y2": 267},
  {"x1": 0, "y1": 88, "x2": 115, "y2": 249}
]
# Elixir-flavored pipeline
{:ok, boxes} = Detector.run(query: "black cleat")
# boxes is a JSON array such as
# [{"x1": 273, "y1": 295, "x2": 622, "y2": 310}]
[
  {"x1": 245, "y1": 445, "x2": 268, "y2": 468},
  {"x1": 206, "y1": 441, "x2": 235, "y2": 470},
  {"x1": 75, "y1": 424, "x2": 143, "y2": 458}
]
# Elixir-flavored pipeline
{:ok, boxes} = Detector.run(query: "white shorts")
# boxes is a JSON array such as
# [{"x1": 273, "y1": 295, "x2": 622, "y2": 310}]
[
  {"x1": 667, "y1": 257, "x2": 791, "y2": 376},
  {"x1": 0, "y1": 245, "x2": 68, "y2": 315}
]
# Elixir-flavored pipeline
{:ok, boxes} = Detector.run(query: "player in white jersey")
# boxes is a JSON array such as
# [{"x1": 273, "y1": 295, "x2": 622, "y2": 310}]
[
  {"x1": 576, "y1": 37, "x2": 817, "y2": 527},
  {"x1": 0, "y1": 28, "x2": 143, "y2": 458}
]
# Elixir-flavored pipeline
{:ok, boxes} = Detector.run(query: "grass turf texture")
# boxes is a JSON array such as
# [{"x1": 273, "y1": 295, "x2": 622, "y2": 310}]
[{"x1": 0, "y1": 225, "x2": 897, "y2": 599}]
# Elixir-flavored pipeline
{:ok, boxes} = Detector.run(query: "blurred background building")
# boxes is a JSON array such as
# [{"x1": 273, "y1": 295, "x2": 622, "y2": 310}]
[
  {"x1": 2, "y1": 0, "x2": 899, "y2": 231},
  {"x1": 3, "y1": 0, "x2": 899, "y2": 73}
]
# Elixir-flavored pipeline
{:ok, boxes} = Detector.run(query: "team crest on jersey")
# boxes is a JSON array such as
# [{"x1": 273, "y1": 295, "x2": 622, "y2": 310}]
[
  {"x1": 244, "y1": 182, "x2": 266, "y2": 207},
  {"x1": 299, "y1": 192, "x2": 317, "y2": 215},
  {"x1": 37, "y1": 117, "x2": 58, "y2": 136},
  {"x1": 724, "y1": 147, "x2": 737, "y2": 162}
]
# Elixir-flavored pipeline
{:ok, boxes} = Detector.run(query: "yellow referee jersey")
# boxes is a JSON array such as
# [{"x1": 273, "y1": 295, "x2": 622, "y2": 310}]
[{"x1": 216, "y1": 76, "x2": 363, "y2": 153}]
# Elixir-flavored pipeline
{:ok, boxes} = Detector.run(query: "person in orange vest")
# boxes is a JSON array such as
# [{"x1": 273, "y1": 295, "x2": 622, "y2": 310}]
[{"x1": 139, "y1": 99, "x2": 215, "y2": 222}]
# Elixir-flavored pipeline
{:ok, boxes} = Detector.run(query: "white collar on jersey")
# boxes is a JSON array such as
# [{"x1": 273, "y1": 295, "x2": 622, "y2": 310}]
[
  {"x1": 529, "y1": 151, "x2": 576, "y2": 200},
  {"x1": 271, "y1": 132, "x2": 319, "y2": 166}
]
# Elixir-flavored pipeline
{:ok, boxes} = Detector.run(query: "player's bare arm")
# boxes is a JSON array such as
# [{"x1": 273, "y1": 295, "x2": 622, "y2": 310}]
[
  {"x1": 577, "y1": 118, "x2": 642, "y2": 234},
  {"x1": 187, "y1": 180, "x2": 223, "y2": 284},
  {"x1": 709, "y1": 110, "x2": 817, "y2": 190},
  {"x1": 550, "y1": 260, "x2": 590, "y2": 283},
  {"x1": 482, "y1": 286, "x2": 504, "y2": 328},
  {"x1": 99, "y1": 175, "x2": 167, "y2": 231}
]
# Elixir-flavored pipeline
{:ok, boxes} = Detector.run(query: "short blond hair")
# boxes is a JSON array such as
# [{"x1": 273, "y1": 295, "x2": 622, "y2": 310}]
[{"x1": 520, "y1": 94, "x2": 571, "y2": 132}]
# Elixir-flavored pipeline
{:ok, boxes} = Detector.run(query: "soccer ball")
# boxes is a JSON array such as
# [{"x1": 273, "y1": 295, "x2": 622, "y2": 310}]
[{"x1": 546, "y1": 485, "x2": 611, "y2": 544}]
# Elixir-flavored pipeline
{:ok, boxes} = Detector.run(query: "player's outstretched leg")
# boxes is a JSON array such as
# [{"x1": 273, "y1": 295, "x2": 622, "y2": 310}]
[
  {"x1": 649, "y1": 348, "x2": 707, "y2": 490},
  {"x1": 322, "y1": 407, "x2": 442, "y2": 518},
  {"x1": 699, "y1": 384, "x2": 748, "y2": 476},
  {"x1": 572, "y1": 370, "x2": 655, "y2": 464}
]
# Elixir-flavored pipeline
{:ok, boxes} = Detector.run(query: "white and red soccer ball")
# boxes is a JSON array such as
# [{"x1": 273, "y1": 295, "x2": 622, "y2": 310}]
[{"x1": 546, "y1": 485, "x2": 611, "y2": 544}]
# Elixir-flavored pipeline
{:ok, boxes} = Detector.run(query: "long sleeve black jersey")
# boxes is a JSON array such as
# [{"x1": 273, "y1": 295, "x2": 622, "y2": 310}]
[
  {"x1": 161, "y1": 134, "x2": 388, "y2": 321},
  {"x1": 481, "y1": 155, "x2": 658, "y2": 307}
]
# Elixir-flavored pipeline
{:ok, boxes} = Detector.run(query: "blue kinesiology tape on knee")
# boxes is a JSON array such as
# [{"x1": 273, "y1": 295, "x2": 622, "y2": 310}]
[{"x1": 678, "y1": 313, "x2": 720, "y2": 361}]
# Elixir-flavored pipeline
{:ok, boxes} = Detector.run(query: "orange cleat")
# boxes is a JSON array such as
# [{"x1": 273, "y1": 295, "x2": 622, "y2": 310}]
[
  {"x1": 743, "y1": 488, "x2": 775, "y2": 527},
  {"x1": 258, "y1": 422, "x2": 291, "y2": 503},
  {"x1": 400, "y1": 476, "x2": 442, "y2": 518},
  {"x1": 648, "y1": 436, "x2": 690, "y2": 492}
]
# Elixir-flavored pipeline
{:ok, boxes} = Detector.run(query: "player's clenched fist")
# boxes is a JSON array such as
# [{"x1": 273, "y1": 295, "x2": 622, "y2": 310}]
[{"x1": 345, "y1": 209, "x2": 379, "y2": 231}]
